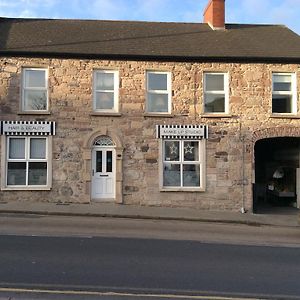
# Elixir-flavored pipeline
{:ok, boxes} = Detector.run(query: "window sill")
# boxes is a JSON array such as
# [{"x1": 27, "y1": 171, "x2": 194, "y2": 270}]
[
  {"x1": 1, "y1": 186, "x2": 51, "y2": 191},
  {"x1": 160, "y1": 187, "x2": 205, "y2": 192},
  {"x1": 90, "y1": 112, "x2": 122, "y2": 117},
  {"x1": 201, "y1": 114, "x2": 232, "y2": 118},
  {"x1": 144, "y1": 113, "x2": 174, "y2": 118},
  {"x1": 18, "y1": 111, "x2": 51, "y2": 115},
  {"x1": 270, "y1": 114, "x2": 300, "y2": 119}
]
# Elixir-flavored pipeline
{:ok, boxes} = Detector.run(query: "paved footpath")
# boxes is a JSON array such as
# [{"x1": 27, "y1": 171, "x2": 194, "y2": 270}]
[{"x1": 0, "y1": 201, "x2": 299, "y2": 227}]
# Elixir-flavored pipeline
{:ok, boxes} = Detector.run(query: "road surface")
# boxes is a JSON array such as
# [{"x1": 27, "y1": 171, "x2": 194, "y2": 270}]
[{"x1": 0, "y1": 214, "x2": 299, "y2": 299}]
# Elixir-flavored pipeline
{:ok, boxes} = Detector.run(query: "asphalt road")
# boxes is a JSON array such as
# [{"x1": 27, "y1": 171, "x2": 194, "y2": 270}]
[
  {"x1": 1, "y1": 233, "x2": 300, "y2": 299},
  {"x1": 0, "y1": 214, "x2": 300, "y2": 299}
]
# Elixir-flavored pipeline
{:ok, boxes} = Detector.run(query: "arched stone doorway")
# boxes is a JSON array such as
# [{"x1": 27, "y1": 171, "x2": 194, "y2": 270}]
[
  {"x1": 91, "y1": 136, "x2": 116, "y2": 200},
  {"x1": 83, "y1": 128, "x2": 123, "y2": 204},
  {"x1": 253, "y1": 136, "x2": 300, "y2": 213}
]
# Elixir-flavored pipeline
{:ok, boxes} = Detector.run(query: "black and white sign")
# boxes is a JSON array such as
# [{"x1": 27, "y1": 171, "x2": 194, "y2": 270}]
[
  {"x1": 0, "y1": 121, "x2": 55, "y2": 136},
  {"x1": 156, "y1": 124, "x2": 208, "y2": 139}
]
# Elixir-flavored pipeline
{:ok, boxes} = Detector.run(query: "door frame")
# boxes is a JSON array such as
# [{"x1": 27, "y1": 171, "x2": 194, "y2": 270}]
[
  {"x1": 91, "y1": 145, "x2": 116, "y2": 202},
  {"x1": 83, "y1": 130, "x2": 124, "y2": 204}
]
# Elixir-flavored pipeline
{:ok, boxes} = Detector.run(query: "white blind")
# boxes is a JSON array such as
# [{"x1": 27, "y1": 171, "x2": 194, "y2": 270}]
[
  {"x1": 9, "y1": 138, "x2": 25, "y2": 159},
  {"x1": 30, "y1": 138, "x2": 46, "y2": 159}
]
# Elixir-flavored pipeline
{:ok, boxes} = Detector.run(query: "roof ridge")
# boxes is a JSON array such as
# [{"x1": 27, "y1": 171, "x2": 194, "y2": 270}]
[{"x1": 0, "y1": 16, "x2": 207, "y2": 25}]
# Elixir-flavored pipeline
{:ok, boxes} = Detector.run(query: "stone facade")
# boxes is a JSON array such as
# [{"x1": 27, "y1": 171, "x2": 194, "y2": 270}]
[{"x1": 0, "y1": 57, "x2": 299, "y2": 211}]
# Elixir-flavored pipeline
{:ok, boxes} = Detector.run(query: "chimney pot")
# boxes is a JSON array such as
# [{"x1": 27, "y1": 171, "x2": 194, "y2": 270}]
[{"x1": 203, "y1": 0, "x2": 225, "y2": 30}]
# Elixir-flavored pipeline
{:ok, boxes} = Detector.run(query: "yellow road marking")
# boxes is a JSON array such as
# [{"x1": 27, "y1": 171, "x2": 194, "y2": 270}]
[{"x1": 0, "y1": 287, "x2": 261, "y2": 299}]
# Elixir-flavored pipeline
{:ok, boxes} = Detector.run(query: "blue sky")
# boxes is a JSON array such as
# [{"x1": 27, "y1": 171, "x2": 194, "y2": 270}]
[{"x1": 0, "y1": 0, "x2": 299, "y2": 35}]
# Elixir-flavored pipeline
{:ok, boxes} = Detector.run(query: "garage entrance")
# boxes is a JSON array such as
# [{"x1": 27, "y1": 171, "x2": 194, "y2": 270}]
[{"x1": 254, "y1": 137, "x2": 300, "y2": 213}]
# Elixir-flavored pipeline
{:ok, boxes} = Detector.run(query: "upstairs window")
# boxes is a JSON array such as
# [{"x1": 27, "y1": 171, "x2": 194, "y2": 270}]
[
  {"x1": 272, "y1": 73, "x2": 296, "y2": 114},
  {"x1": 22, "y1": 68, "x2": 48, "y2": 111},
  {"x1": 93, "y1": 70, "x2": 119, "y2": 112},
  {"x1": 204, "y1": 73, "x2": 228, "y2": 114},
  {"x1": 146, "y1": 71, "x2": 171, "y2": 114}
]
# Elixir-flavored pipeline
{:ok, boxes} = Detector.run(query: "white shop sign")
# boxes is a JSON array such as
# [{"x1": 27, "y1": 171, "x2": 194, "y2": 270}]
[
  {"x1": 156, "y1": 124, "x2": 208, "y2": 139},
  {"x1": 1, "y1": 121, "x2": 55, "y2": 136}
]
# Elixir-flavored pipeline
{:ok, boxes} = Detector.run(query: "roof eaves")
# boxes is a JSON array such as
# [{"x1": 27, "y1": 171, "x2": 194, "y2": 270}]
[{"x1": 0, "y1": 50, "x2": 300, "y2": 64}]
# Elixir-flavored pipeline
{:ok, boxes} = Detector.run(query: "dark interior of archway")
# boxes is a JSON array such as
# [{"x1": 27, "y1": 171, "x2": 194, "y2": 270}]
[{"x1": 254, "y1": 137, "x2": 300, "y2": 213}]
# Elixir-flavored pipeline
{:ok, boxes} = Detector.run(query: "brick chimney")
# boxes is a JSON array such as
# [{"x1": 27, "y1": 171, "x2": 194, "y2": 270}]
[{"x1": 203, "y1": 0, "x2": 225, "y2": 30}]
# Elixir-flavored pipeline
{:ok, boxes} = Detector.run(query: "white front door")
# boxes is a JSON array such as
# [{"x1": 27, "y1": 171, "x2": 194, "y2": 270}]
[{"x1": 91, "y1": 147, "x2": 115, "y2": 200}]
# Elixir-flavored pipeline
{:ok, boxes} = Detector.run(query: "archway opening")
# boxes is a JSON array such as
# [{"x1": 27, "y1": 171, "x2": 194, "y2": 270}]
[{"x1": 254, "y1": 137, "x2": 300, "y2": 214}]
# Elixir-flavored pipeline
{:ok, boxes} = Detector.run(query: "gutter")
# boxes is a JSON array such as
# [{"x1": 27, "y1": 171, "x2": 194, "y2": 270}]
[{"x1": 1, "y1": 51, "x2": 300, "y2": 64}]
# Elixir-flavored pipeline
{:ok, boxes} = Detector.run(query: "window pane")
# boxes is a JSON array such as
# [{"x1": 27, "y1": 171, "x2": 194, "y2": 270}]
[
  {"x1": 24, "y1": 90, "x2": 47, "y2": 110},
  {"x1": 106, "y1": 151, "x2": 112, "y2": 173},
  {"x1": 184, "y1": 141, "x2": 199, "y2": 161},
  {"x1": 163, "y1": 164, "x2": 180, "y2": 186},
  {"x1": 148, "y1": 93, "x2": 169, "y2": 112},
  {"x1": 183, "y1": 164, "x2": 200, "y2": 187},
  {"x1": 164, "y1": 141, "x2": 179, "y2": 161},
  {"x1": 96, "y1": 151, "x2": 102, "y2": 173},
  {"x1": 25, "y1": 70, "x2": 46, "y2": 88},
  {"x1": 272, "y1": 95, "x2": 292, "y2": 113},
  {"x1": 273, "y1": 74, "x2": 291, "y2": 82},
  {"x1": 95, "y1": 92, "x2": 114, "y2": 110},
  {"x1": 95, "y1": 72, "x2": 114, "y2": 90},
  {"x1": 148, "y1": 73, "x2": 168, "y2": 90},
  {"x1": 204, "y1": 94, "x2": 225, "y2": 113},
  {"x1": 273, "y1": 74, "x2": 292, "y2": 91},
  {"x1": 28, "y1": 162, "x2": 47, "y2": 185},
  {"x1": 273, "y1": 82, "x2": 291, "y2": 91},
  {"x1": 205, "y1": 74, "x2": 224, "y2": 91},
  {"x1": 30, "y1": 138, "x2": 46, "y2": 159},
  {"x1": 9, "y1": 138, "x2": 25, "y2": 159},
  {"x1": 7, "y1": 162, "x2": 26, "y2": 185}
]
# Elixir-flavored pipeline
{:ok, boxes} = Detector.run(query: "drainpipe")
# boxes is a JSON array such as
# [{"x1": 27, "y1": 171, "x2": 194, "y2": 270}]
[
  {"x1": 241, "y1": 135, "x2": 246, "y2": 213},
  {"x1": 239, "y1": 122, "x2": 246, "y2": 214}
]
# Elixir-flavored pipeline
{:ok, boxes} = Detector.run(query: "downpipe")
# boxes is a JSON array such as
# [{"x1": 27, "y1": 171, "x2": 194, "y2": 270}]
[{"x1": 240, "y1": 132, "x2": 246, "y2": 214}]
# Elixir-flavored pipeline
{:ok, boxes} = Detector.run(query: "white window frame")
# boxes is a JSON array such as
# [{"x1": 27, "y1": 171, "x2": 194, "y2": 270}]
[
  {"x1": 159, "y1": 139, "x2": 206, "y2": 191},
  {"x1": 203, "y1": 72, "x2": 229, "y2": 114},
  {"x1": 22, "y1": 68, "x2": 49, "y2": 112},
  {"x1": 93, "y1": 70, "x2": 119, "y2": 113},
  {"x1": 146, "y1": 71, "x2": 171, "y2": 114},
  {"x1": 2, "y1": 136, "x2": 52, "y2": 190},
  {"x1": 272, "y1": 72, "x2": 297, "y2": 114}
]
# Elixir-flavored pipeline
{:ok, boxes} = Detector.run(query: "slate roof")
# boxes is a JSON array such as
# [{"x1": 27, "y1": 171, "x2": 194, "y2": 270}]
[{"x1": 0, "y1": 17, "x2": 300, "y2": 63}]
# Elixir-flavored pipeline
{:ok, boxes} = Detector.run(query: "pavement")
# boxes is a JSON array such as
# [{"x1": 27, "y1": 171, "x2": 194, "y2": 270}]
[{"x1": 0, "y1": 200, "x2": 299, "y2": 227}]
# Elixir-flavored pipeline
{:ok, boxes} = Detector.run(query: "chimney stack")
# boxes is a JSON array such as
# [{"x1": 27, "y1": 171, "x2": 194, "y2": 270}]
[{"x1": 203, "y1": 0, "x2": 225, "y2": 30}]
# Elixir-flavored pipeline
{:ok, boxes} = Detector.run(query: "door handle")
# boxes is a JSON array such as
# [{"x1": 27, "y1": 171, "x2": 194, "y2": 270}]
[
  {"x1": 92, "y1": 170, "x2": 94, "y2": 176},
  {"x1": 100, "y1": 175, "x2": 109, "y2": 177}
]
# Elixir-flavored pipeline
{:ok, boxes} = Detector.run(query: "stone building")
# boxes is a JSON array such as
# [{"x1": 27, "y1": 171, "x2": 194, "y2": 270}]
[{"x1": 1, "y1": 0, "x2": 300, "y2": 213}]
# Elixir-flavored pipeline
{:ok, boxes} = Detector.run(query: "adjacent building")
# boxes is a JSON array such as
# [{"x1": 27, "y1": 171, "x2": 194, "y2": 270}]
[{"x1": 1, "y1": 0, "x2": 300, "y2": 212}]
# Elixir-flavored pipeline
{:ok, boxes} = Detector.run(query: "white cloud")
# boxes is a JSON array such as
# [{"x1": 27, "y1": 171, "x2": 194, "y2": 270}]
[
  {"x1": 18, "y1": 9, "x2": 37, "y2": 18},
  {"x1": 134, "y1": 0, "x2": 197, "y2": 22},
  {"x1": 87, "y1": 0, "x2": 125, "y2": 19},
  {"x1": 19, "y1": 0, "x2": 58, "y2": 7},
  {"x1": 135, "y1": 0, "x2": 168, "y2": 19},
  {"x1": 0, "y1": 0, "x2": 58, "y2": 18},
  {"x1": 235, "y1": 0, "x2": 300, "y2": 24},
  {"x1": 0, "y1": 0, "x2": 14, "y2": 8},
  {"x1": 240, "y1": 0, "x2": 271, "y2": 17}
]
